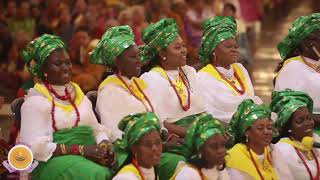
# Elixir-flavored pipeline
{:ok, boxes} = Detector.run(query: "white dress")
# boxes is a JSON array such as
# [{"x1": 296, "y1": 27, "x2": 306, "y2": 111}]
[
  {"x1": 112, "y1": 166, "x2": 156, "y2": 180},
  {"x1": 274, "y1": 56, "x2": 320, "y2": 114},
  {"x1": 175, "y1": 165, "x2": 230, "y2": 180},
  {"x1": 140, "y1": 65, "x2": 206, "y2": 124},
  {"x1": 96, "y1": 75, "x2": 151, "y2": 142},
  {"x1": 197, "y1": 63, "x2": 262, "y2": 123},
  {"x1": 19, "y1": 83, "x2": 111, "y2": 162},
  {"x1": 274, "y1": 137, "x2": 320, "y2": 180}
]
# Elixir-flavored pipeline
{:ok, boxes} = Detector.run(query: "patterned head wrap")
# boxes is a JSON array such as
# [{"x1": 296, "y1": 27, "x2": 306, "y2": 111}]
[
  {"x1": 114, "y1": 112, "x2": 161, "y2": 168},
  {"x1": 182, "y1": 113, "x2": 225, "y2": 161},
  {"x1": 198, "y1": 16, "x2": 237, "y2": 64},
  {"x1": 270, "y1": 89, "x2": 313, "y2": 129},
  {"x1": 228, "y1": 99, "x2": 271, "y2": 145},
  {"x1": 90, "y1": 25, "x2": 136, "y2": 67},
  {"x1": 278, "y1": 13, "x2": 320, "y2": 59},
  {"x1": 140, "y1": 18, "x2": 179, "y2": 62},
  {"x1": 23, "y1": 34, "x2": 67, "y2": 80},
  {"x1": 117, "y1": 112, "x2": 161, "y2": 150}
]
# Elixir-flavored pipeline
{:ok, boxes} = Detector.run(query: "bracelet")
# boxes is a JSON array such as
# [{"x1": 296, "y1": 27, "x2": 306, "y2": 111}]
[
  {"x1": 99, "y1": 142, "x2": 109, "y2": 150},
  {"x1": 72, "y1": 145, "x2": 79, "y2": 155},
  {"x1": 79, "y1": 145, "x2": 84, "y2": 156},
  {"x1": 60, "y1": 144, "x2": 67, "y2": 154}
]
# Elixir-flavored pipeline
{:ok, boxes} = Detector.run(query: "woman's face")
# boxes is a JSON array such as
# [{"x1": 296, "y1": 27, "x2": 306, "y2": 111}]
[
  {"x1": 213, "y1": 38, "x2": 239, "y2": 67},
  {"x1": 200, "y1": 134, "x2": 227, "y2": 168},
  {"x1": 246, "y1": 119, "x2": 273, "y2": 148},
  {"x1": 160, "y1": 36, "x2": 187, "y2": 69},
  {"x1": 42, "y1": 49, "x2": 72, "y2": 85},
  {"x1": 131, "y1": 130, "x2": 163, "y2": 168},
  {"x1": 290, "y1": 107, "x2": 314, "y2": 141},
  {"x1": 115, "y1": 45, "x2": 141, "y2": 78}
]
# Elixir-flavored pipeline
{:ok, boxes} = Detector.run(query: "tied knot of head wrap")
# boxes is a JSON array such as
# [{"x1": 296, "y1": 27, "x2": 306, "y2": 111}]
[
  {"x1": 227, "y1": 99, "x2": 271, "y2": 145},
  {"x1": 198, "y1": 16, "x2": 237, "y2": 64},
  {"x1": 23, "y1": 34, "x2": 67, "y2": 80},
  {"x1": 140, "y1": 18, "x2": 179, "y2": 62},
  {"x1": 90, "y1": 25, "x2": 136, "y2": 67},
  {"x1": 271, "y1": 89, "x2": 313, "y2": 130},
  {"x1": 278, "y1": 13, "x2": 320, "y2": 60}
]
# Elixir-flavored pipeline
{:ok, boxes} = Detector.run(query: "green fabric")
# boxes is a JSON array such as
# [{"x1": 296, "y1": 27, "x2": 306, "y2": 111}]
[
  {"x1": 278, "y1": 13, "x2": 320, "y2": 59},
  {"x1": 270, "y1": 89, "x2": 313, "y2": 129},
  {"x1": 32, "y1": 126, "x2": 113, "y2": 180},
  {"x1": 114, "y1": 112, "x2": 161, "y2": 169},
  {"x1": 23, "y1": 34, "x2": 66, "y2": 80},
  {"x1": 140, "y1": 18, "x2": 179, "y2": 62},
  {"x1": 174, "y1": 113, "x2": 204, "y2": 127},
  {"x1": 157, "y1": 152, "x2": 186, "y2": 180},
  {"x1": 198, "y1": 16, "x2": 237, "y2": 64},
  {"x1": 52, "y1": 126, "x2": 96, "y2": 145},
  {"x1": 228, "y1": 99, "x2": 271, "y2": 145},
  {"x1": 182, "y1": 113, "x2": 225, "y2": 162},
  {"x1": 90, "y1": 25, "x2": 136, "y2": 67}
]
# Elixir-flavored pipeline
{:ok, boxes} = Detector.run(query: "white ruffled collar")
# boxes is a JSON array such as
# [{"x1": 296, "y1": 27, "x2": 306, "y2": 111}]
[
  {"x1": 140, "y1": 166, "x2": 155, "y2": 180},
  {"x1": 201, "y1": 166, "x2": 229, "y2": 180},
  {"x1": 216, "y1": 66, "x2": 234, "y2": 80}
]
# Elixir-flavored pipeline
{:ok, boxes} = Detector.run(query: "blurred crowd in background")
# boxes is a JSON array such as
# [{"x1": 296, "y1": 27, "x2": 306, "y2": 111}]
[{"x1": 0, "y1": 0, "x2": 286, "y2": 95}]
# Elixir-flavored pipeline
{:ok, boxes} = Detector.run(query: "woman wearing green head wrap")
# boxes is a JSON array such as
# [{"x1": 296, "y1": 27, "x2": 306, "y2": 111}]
[
  {"x1": 197, "y1": 16, "x2": 262, "y2": 124},
  {"x1": 19, "y1": 34, "x2": 114, "y2": 180},
  {"x1": 90, "y1": 25, "x2": 155, "y2": 142},
  {"x1": 226, "y1": 99, "x2": 292, "y2": 180},
  {"x1": 271, "y1": 89, "x2": 320, "y2": 180},
  {"x1": 140, "y1": 18, "x2": 206, "y2": 145},
  {"x1": 171, "y1": 114, "x2": 229, "y2": 180},
  {"x1": 274, "y1": 13, "x2": 320, "y2": 130},
  {"x1": 112, "y1": 112, "x2": 163, "y2": 180},
  {"x1": 140, "y1": 18, "x2": 202, "y2": 180}
]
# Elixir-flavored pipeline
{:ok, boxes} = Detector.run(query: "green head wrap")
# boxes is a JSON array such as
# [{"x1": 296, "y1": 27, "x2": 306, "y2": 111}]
[
  {"x1": 23, "y1": 34, "x2": 67, "y2": 80},
  {"x1": 117, "y1": 112, "x2": 161, "y2": 150},
  {"x1": 270, "y1": 89, "x2": 313, "y2": 129},
  {"x1": 198, "y1": 16, "x2": 237, "y2": 64},
  {"x1": 228, "y1": 99, "x2": 271, "y2": 145},
  {"x1": 114, "y1": 112, "x2": 161, "y2": 168},
  {"x1": 140, "y1": 18, "x2": 179, "y2": 62},
  {"x1": 90, "y1": 25, "x2": 136, "y2": 67},
  {"x1": 182, "y1": 113, "x2": 225, "y2": 161},
  {"x1": 278, "y1": 13, "x2": 320, "y2": 59}
]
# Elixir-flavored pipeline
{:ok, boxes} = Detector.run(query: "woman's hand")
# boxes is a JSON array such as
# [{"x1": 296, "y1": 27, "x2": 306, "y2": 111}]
[
  {"x1": 97, "y1": 140, "x2": 115, "y2": 166},
  {"x1": 83, "y1": 144, "x2": 108, "y2": 163},
  {"x1": 163, "y1": 136, "x2": 184, "y2": 151}
]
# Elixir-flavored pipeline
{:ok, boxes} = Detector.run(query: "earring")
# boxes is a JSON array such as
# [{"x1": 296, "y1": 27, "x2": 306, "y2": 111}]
[
  {"x1": 162, "y1": 57, "x2": 167, "y2": 61},
  {"x1": 198, "y1": 153, "x2": 202, "y2": 159},
  {"x1": 245, "y1": 135, "x2": 249, "y2": 143},
  {"x1": 44, "y1": 73, "x2": 48, "y2": 80},
  {"x1": 288, "y1": 129, "x2": 292, "y2": 133}
]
